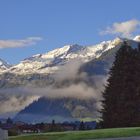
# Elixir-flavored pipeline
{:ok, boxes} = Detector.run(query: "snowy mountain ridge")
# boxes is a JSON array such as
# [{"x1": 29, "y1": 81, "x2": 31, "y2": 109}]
[
  {"x1": 0, "y1": 37, "x2": 123, "y2": 74},
  {"x1": 0, "y1": 59, "x2": 11, "y2": 71},
  {"x1": 1, "y1": 36, "x2": 140, "y2": 74}
]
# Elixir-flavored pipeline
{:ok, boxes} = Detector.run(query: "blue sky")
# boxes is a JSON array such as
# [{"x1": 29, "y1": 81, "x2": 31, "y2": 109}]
[{"x1": 0, "y1": 0, "x2": 140, "y2": 64}]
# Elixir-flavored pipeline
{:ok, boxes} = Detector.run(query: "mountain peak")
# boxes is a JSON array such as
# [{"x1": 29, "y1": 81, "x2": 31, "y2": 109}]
[
  {"x1": 64, "y1": 44, "x2": 83, "y2": 51},
  {"x1": 0, "y1": 59, "x2": 11, "y2": 71},
  {"x1": 133, "y1": 35, "x2": 140, "y2": 42},
  {"x1": 42, "y1": 44, "x2": 83, "y2": 59}
]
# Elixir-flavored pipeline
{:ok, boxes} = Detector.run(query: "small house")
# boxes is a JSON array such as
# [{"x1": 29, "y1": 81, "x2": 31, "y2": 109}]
[{"x1": 0, "y1": 128, "x2": 8, "y2": 140}]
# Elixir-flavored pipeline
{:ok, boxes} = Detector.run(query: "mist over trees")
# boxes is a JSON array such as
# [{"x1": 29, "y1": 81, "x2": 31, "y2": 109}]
[{"x1": 101, "y1": 42, "x2": 140, "y2": 128}]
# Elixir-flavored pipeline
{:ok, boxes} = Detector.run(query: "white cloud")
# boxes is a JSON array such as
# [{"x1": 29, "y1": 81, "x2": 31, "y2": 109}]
[
  {"x1": 0, "y1": 37, "x2": 42, "y2": 49},
  {"x1": 0, "y1": 95, "x2": 39, "y2": 114},
  {"x1": 100, "y1": 19, "x2": 140, "y2": 37},
  {"x1": 0, "y1": 75, "x2": 107, "y2": 114},
  {"x1": 53, "y1": 59, "x2": 83, "y2": 81}
]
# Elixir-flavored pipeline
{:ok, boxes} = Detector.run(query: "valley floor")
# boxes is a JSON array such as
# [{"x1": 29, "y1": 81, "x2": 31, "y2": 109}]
[
  {"x1": 9, "y1": 127, "x2": 140, "y2": 140},
  {"x1": 93, "y1": 137, "x2": 140, "y2": 140}
]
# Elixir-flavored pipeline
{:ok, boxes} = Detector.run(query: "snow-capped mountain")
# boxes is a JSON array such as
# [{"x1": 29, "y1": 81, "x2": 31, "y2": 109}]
[
  {"x1": 133, "y1": 35, "x2": 140, "y2": 41},
  {"x1": 0, "y1": 59, "x2": 11, "y2": 71},
  {"x1": 0, "y1": 37, "x2": 122, "y2": 74},
  {"x1": 0, "y1": 36, "x2": 140, "y2": 123}
]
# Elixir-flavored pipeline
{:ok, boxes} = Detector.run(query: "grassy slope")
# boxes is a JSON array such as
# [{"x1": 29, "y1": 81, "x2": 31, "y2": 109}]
[{"x1": 10, "y1": 127, "x2": 140, "y2": 140}]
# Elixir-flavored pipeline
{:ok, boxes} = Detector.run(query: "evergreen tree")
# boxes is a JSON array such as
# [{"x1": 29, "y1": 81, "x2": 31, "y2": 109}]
[
  {"x1": 133, "y1": 43, "x2": 140, "y2": 125},
  {"x1": 6, "y1": 117, "x2": 13, "y2": 124},
  {"x1": 101, "y1": 42, "x2": 140, "y2": 128},
  {"x1": 50, "y1": 119, "x2": 56, "y2": 131},
  {"x1": 79, "y1": 121, "x2": 85, "y2": 130}
]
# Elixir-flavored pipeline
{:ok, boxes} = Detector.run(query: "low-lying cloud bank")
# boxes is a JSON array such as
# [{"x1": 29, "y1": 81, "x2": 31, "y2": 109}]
[
  {"x1": 0, "y1": 59, "x2": 108, "y2": 115},
  {"x1": 0, "y1": 80, "x2": 104, "y2": 99},
  {"x1": 0, "y1": 76, "x2": 107, "y2": 114},
  {"x1": 0, "y1": 94, "x2": 39, "y2": 115}
]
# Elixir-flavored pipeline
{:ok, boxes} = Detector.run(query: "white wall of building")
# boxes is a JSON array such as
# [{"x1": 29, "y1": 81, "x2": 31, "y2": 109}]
[{"x1": 0, "y1": 129, "x2": 8, "y2": 140}]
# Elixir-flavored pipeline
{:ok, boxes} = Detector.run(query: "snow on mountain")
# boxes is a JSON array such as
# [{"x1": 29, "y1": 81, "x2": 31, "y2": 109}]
[
  {"x1": 0, "y1": 59, "x2": 11, "y2": 71},
  {"x1": 1, "y1": 37, "x2": 122, "y2": 74},
  {"x1": 0, "y1": 36, "x2": 138, "y2": 75},
  {"x1": 133, "y1": 35, "x2": 140, "y2": 42}
]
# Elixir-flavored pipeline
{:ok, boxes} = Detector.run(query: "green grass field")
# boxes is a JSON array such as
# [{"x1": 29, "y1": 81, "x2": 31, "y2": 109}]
[{"x1": 10, "y1": 127, "x2": 140, "y2": 140}]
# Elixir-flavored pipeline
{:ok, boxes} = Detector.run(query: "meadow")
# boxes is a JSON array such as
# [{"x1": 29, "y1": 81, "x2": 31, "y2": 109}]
[{"x1": 10, "y1": 127, "x2": 140, "y2": 140}]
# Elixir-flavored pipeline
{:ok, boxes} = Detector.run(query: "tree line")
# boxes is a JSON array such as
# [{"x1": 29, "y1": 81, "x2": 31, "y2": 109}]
[{"x1": 101, "y1": 41, "x2": 140, "y2": 128}]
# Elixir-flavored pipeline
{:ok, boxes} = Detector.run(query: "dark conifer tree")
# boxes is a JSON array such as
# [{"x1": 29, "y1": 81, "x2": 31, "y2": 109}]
[
  {"x1": 79, "y1": 121, "x2": 85, "y2": 130},
  {"x1": 6, "y1": 117, "x2": 13, "y2": 124},
  {"x1": 50, "y1": 119, "x2": 56, "y2": 131},
  {"x1": 133, "y1": 43, "x2": 140, "y2": 125},
  {"x1": 101, "y1": 42, "x2": 140, "y2": 128}
]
